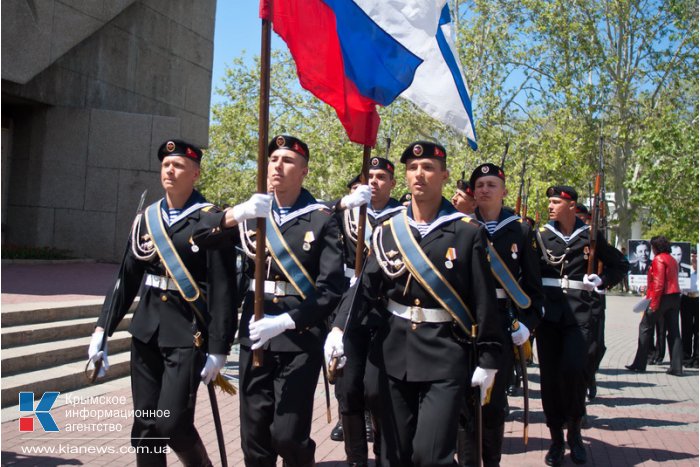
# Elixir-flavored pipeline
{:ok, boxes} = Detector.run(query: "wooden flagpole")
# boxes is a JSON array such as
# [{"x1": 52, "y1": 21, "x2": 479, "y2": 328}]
[{"x1": 253, "y1": 3, "x2": 273, "y2": 367}]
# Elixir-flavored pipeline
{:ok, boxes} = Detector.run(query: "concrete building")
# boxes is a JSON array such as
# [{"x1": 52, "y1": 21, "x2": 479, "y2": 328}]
[{"x1": 2, "y1": 0, "x2": 216, "y2": 261}]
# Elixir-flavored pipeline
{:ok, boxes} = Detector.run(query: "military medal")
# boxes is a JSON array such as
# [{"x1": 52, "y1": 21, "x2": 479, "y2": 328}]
[
  {"x1": 189, "y1": 237, "x2": 199, "y2": 253},
  {"x1": 583, "y1": 246, "x2": 590, "y2": 260},
  {"x1": 445, "y1": 247, "x2": 456, "y2": 269},
  {"x1": 303, "y1": 231, "x2": 315, "y2": 251},
  {"x1": 511, "y1": 243, "x2": 518, "y2": 260}
]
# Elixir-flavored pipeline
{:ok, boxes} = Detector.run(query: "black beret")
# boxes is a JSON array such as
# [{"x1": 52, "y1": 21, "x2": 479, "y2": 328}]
[
  {"x1": 158, "y1": 139, "x2": 203, "y2": 163},
  {"x1": 268, "y1": 135, "x2": 310, "y2": 160},
  {"x1": 546, "y1": 185, "x2": 578, "y2": 202},
  {"x1": 400, "y1": 141, "x2": 447, "y2": 163},
  {"x1": 346, "y1": 174, "x2": 361, "y2": 189},
  {"x1": 369, "y1": 156, "x2": 395, "y2": 175},
  {"x1": 469, "y1": 163, "x2": 505, "y2": 188},
  {"x1": 456, "y1": 178, "x2": 473, "y2": 197},
  {"x1": 399, "y1": 192, "x2": 412, "y2": 204},
  {"x1": 575, "y1": 203, "x2": 590, "y2": 215}
]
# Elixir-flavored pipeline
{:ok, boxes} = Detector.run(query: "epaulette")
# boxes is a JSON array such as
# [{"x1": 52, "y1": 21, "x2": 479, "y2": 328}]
[
  {"x1": 202, "y1": 205, "x2": 215, "y2": 213},
  {"x1": 461, "y1": 217, "x2": 473, "y2": 224},
  {"x1": 539, "y1": 226, "x2": 546, "y2": 232}
]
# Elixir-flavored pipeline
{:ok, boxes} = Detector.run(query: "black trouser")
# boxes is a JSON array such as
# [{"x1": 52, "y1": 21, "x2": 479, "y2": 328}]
[
  {"x1": 458, "y1": 344, "x2": 513, "y2": 466},
  {"x1": 652, "y1": 314, "x2": 667, "y2": 362},
  {"x1": 536, "y1": 319, "x2": 589, "y2": 429},
  {"x1": 335, "y1": 325, "x2": 373, "y2": 463},
  {"x1": 631, "y1": 294, "x2": 682, "y2": 372},
  {"x1": 130, "y1": 336, "x2": 205, "y2": 453},
  {"x1": 681, "y1": 295, "x2": 699, "y2": 360},
  {"x1": 586, "y1": 309, "x2": 606, "y2": 384},
  {"x1": 378, "y1": 372, "x2": 465, "y2": 467},
  {"x1": 239, "y1": 345, "x2": 322, "y2": 467}
]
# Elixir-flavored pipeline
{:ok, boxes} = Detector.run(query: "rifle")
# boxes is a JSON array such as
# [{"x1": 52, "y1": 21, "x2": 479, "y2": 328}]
[
  {"x1": 500, "y1": 142, "x2": 510, "y2": 172},
  {"x1": 515, "y1": 159, "x2": 526, "y2": 216},
  {"x1": 86, "y1": 189, "x2": 148, "y2": 383},
  {"x1": 522, "y1": 178, "x2": 530, "y2": 220},
  {"x1": 587, "y1": 137, "x2": 603, "y2": 275}
]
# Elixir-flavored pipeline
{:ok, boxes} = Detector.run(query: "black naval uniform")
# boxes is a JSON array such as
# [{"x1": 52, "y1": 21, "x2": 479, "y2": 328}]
[
  {"x1": 536, "y1": 218, "x2": 628, "y2": 457},
  {"x1": 96, "y1": 190, "x2": 238, "y2": 464},
  {"x1": 334, "y1": 199, "x2": 503, "y2": 467},
  {"x1": 200, "y1": 188, "x2": 345, "y2": 467},
  {"x1": 459, "y1": 207, "x2": 543, "y2": 466},
  {"x1": 334, "y1": 199, "x2": 405, "y2": 465}
]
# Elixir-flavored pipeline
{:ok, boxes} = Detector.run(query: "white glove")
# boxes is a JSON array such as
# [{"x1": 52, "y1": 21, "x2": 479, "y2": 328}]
[
  {"x1": 200, "y1": 353, "x2": 227, "y2": 385},
  {"x1": 249, "y1": 313, "x2": 296, "y2": 350},
  {"x1": 511, "y1": 322, "x2": 530, "y2": 346},
  {"x1": 87, "y1": 331, "x2": 109, "y2": 378},
  {"x1": 324, "y1": 328, "x2": 347, "y2": 370},
  {"x1": 341, "y1": 185, "x2": 371, "y2": 210},
  {"x1": 231, "y1": 193, "x2": 273, "y2": 224},
  {"x1": 583, "y1": 273, "x2": 603, "y2": 291},
  {"x1": 471, "y1": 367, "x2": 498, "y2": 406}
]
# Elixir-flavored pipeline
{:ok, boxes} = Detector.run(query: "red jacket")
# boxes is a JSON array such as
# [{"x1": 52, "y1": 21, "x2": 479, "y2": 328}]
[{"x1": 646, "y1": 252, "x2": 681, "y2": 311}]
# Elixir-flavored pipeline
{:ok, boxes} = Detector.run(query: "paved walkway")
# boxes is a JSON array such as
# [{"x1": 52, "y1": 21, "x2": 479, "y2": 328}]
[{"x1": 1, "y1": 262, "x2": 698, "y2": 466}]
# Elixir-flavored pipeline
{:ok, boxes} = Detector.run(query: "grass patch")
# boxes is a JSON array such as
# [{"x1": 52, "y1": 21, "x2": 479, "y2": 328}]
[{"x1": 2, "y1": 244, "x2": 75, "y2": 260}]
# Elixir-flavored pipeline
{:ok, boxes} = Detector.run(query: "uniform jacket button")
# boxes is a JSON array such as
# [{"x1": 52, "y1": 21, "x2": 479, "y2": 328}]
[{"x1": 161, "y1": 294, "x2": 168, "y2": 302}]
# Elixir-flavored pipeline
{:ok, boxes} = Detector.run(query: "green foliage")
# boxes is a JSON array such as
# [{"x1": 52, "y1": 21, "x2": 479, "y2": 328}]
[
  {"x1": 204, "y1": 0, "x2": 698, "y2": 243},
  {"x1": 628, "y1": 101, "x2": 699, "y2": 243}
]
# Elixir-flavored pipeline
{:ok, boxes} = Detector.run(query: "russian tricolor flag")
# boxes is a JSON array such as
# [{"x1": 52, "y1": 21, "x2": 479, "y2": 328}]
[{"x1": 260, "y1": 0, "x2": 477, "y2": 149}]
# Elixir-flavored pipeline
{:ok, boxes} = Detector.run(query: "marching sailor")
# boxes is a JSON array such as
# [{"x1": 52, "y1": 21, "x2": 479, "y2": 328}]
[
  {"x1": 326, "y1": 141, "x2": 504, "y2": 467},
  {"x1": 87, "y1": 139, "x2": 240, "y2": 466},
  {"x1": 195, "y1": 135, "x2": 345, "y2": 467},
  {"x1": 327, "y1": 157, "x2": 405, "y2": 466},
  {"x1": 536, "y1": 186, "x2": 628, "y2": 466},
  {"x1": 458, "y1": 163, "x2": 544, "y2": 466}
]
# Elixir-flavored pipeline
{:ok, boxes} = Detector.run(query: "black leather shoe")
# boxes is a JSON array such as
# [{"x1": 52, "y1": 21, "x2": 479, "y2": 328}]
[
  {"x1": 625, "y1": 364, "x2": 645, "y2": 373},
  {"x1": 545, "y1": 427, "x2": 565, "y2": 466},
  {"x1": 330, "y1": 420, "x2": 344, "y2": 442},
  {"x1": 567, "y1": 418, "x2": 587, "y2": 465},
  {"x1": 364, "y1": 411, "x2": 374, "y2": 443}
]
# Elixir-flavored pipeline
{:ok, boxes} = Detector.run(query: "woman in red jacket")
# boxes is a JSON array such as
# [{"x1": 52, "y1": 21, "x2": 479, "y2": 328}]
[{"x1": 626, "y1": 235, "x2": 683, "y2": 375}]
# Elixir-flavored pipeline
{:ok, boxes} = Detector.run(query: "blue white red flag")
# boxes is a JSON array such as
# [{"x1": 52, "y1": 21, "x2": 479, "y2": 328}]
[{"x1": 260, "y1": 0, "x2": 477, "y2": 149}]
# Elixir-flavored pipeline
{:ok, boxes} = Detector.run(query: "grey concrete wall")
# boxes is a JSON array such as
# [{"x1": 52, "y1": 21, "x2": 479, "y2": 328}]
[
  {"x1": 4, "y1": 107, "x2": 174, "y2": 260},
  {"x1": 2, "y1": 0, "x2": 216, "y2": 260}
]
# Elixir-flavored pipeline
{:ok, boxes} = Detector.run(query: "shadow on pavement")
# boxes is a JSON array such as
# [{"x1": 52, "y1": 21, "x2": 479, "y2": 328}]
[{"x1": 586, "y1": 436, "x2": 698, "y2": 463}]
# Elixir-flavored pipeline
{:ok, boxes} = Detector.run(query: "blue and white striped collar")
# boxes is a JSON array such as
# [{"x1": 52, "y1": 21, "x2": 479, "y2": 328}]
[
  {"x1": 272, "y1": 188, "x2": 329, "y2": 226},
  {"x1": 474, "y1": 208, "x2": 521, "y2": 236},
  {"x1": 406, "y1": 198, "x2": 466, "y2": 237},
  {"x1": 159, "y1": 190, "x2": 212, "y2": 227},
  {"x1": 544, "y1": 218, "x2": 590, "y2": 243},
  {"x1": 368, "y1": 198, "x2": 405, "y2": 220}
]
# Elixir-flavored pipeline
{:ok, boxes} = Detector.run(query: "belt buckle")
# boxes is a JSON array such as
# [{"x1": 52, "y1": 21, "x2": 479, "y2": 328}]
[
  {"x1": 274, "y1": 281, "x2": 286, "y2": 297},
  {"x1": 561, "y1": 277, "x2": 569, "y2": 289},
  {"x1": 159, "y1": 276, "x2": 168, "y2": 290},
  {"x1": 410, "y1": 306, "x2": 425, "y2": 323}
]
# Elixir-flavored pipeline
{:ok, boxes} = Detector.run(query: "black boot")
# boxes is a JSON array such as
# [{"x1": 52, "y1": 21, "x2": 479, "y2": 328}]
[
  {"x1": 544, "y1": 426, "x2": 565, "y2": 466},
  {"x1": 567, "y1": 418, "x2": 587, "y2": 464},
  {"x1": 174, "y1": 437, "x2": 213, "y2": 467},
  {"x1": 136, "y1": 452, "x2": 166, "y2": 467},
  {"x1": 587, "y1": 375, "x2": 597, "y2": 401},
  {"x1": 364, "y1": 411, "x2": 374, "y2": 443},
  {"x1": 342, "y1": 413, "x2": 368, "y2": 465},
  {"x1": 331, "y1": 419, "x2": 344, "y2": 442}
]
